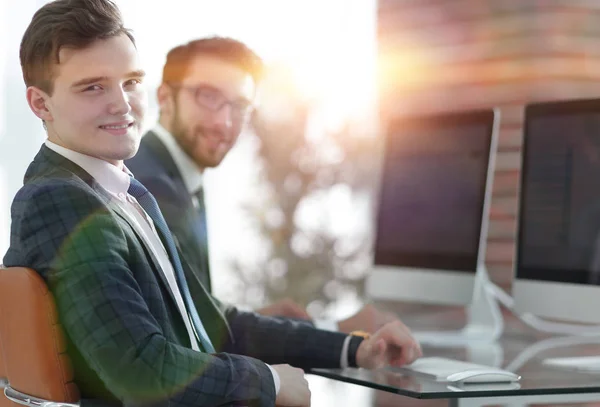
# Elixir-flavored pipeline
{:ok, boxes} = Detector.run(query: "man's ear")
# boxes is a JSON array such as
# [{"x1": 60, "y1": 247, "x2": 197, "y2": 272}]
[
  {"x1": 26, "y1": 86, "x2": 53, "y2": 122},
  {"x1": 157, "y1": 83, "x2": 175, "y2": 118}
]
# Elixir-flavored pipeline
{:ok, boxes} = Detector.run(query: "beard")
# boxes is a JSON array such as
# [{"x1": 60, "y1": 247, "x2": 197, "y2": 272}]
[{"x1": 169, "y1": 105, "x2": 228, "y2": 169}]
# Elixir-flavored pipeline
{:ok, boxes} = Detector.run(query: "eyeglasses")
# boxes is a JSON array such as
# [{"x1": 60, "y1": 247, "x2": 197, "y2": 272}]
[{"x1": 173, "y1": 84, "x2": 253, "y2": 122}]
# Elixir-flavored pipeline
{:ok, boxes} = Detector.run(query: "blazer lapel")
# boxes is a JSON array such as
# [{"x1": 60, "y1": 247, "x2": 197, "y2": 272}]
[
  {"x1": 173, "y1": 235, "x2": 233, "y2": 347},
  {"x1": 94, "y1": 184, "x2": 182, "y2": 313}
]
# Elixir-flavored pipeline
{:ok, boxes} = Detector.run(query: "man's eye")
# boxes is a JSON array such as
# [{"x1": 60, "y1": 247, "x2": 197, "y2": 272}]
[
  {"x1": 84, "y1": 85, "x2": 102, "y2": 92},
  {"x1": 200, "y1": 90, "x2": 220, "y2": 102},
  {"x1": 125, "y1": 78, "x2": 142, "y2": 87}
]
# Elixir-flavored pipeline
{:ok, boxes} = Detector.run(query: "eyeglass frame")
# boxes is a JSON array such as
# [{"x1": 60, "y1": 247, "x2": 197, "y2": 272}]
[{"x1": 167, "y1": 82, "x2": 255, "y2": 123}]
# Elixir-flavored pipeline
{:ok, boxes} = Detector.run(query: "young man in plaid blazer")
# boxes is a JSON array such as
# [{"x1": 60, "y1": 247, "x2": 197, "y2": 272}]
[{"x1": 3, "y1": 1, "x2": 422, "y2": 406}]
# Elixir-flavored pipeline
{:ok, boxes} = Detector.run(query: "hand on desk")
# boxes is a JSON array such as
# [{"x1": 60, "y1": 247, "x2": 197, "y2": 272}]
[
  {"x1": 356, "y1": 320, "x2": 422, "y2": 369},
  {"x1": 272, "y1": 364, "x2": 311, "y2": 407},
  {"x1": 271, "y1": 320, "x2": 419, "y2": 406}
]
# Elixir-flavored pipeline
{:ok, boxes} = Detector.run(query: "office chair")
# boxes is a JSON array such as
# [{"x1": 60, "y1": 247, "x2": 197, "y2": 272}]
[{"x1": 0, "y1": 267, "x2": 79, "y2": 407}]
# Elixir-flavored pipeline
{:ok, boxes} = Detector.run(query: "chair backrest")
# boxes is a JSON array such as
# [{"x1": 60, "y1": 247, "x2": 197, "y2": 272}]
[{"x1": 0, "y1": 267, "x2": 80, "y2": 404}]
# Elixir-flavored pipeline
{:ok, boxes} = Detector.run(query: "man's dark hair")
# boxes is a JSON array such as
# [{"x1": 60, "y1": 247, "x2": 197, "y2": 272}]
[
  {"x1": 162, "y1": 37, "x2": 264, "y2": 85},
  {"x1": 20, "y1": 0, "x2": 135, "y2": 95}
]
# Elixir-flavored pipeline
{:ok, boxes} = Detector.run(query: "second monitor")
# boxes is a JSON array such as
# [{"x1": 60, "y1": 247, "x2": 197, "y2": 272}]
[
  {"x1": 367, "y1": 109, "x2": 499, "y2": 307},
  {"x1": 515, "y1": 98, "x2": 600, "y2": 326}
]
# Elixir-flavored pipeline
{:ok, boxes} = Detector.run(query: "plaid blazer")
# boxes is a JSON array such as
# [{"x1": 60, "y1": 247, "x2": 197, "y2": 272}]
[{"x1": 3, "y1": 146, "x2": 350, "y2": 407}]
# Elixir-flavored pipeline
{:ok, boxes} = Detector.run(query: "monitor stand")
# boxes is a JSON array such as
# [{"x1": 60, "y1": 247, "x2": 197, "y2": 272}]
[{"x1": 412, "y1": 263, "x2": 504, "y2": 347}]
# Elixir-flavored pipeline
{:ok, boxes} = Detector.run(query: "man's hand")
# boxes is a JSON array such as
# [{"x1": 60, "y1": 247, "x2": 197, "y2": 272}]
[
  {"x1": 272, "y1": 364, "x2": 311, "y2": 407},
  {"x1": 338, "y1": 304, "x2": 398, "y2": 334},
  {"x1": 257, "y1": 299, "x2": 311, "y2": 320},
  {"x1": 355, "y1": 320, "x2": 422, "y2": 370}
]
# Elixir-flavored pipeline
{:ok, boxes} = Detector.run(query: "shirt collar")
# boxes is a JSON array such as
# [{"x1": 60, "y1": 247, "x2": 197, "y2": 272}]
[
  {"x1": 152, "y1": 123, "x2": 203, "y2": 194},
  {"x1": 44, "y1": 140, "x2": 132, "y2": 196}
]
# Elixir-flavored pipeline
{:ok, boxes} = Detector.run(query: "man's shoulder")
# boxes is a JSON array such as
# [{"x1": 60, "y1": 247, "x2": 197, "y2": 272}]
[
  {"x1": 18, "y1": 166, "x2": 98, "y2": 202},
  {"x1": 128, "y1": 136, "x2": 185, "y2": 202},
  {"x1": 12, "y1": 168, "x2": 108, "y2": 228},
  {"x1": 128, "y1": 132, "x2": 184, "y2": 189},
  {"x1": 4, "y1": 165, "x2": 116, "y2": 272},
  {"x1": 127, "y1": 132, "x2": 165, "y2": 173}
]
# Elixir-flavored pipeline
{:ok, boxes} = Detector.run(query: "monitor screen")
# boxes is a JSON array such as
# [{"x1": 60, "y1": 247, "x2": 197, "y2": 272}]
[
  {"x1": 518, "y1": 99, "x2": 600, "y2": 286},
  {"x1": 374, "y1": 110, "x2": 495, "y2": 272}
]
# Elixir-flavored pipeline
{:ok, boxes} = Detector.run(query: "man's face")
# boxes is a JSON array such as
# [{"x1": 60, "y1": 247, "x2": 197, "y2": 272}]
[
  {"x1": 34, "y1": 33, "x2": 147, "y2": 166},
  {"x1": 165, "y1": 56, "x2": 255, "y2": 169}
]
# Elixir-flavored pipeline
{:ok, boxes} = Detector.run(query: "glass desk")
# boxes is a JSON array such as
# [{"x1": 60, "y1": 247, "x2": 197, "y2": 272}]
[{"x1": 311, "y1": 310, "x2": 600, "y2": 406}]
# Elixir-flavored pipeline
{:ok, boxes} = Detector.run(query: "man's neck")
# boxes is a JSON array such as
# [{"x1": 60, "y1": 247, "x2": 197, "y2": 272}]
[{"x1": 46, "y1": 135, "x2": 123, "y2": 169}]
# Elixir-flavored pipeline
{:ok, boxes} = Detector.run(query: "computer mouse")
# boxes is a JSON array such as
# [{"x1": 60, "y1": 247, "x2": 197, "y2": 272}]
[{"x1": 446, "y1": 369, "x2": 521, "y2": 383}]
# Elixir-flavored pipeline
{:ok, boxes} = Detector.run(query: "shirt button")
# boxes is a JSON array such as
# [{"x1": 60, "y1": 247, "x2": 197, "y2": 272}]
[{"x1": 118, "y1": 192, "x2": 126, "y2": 200}]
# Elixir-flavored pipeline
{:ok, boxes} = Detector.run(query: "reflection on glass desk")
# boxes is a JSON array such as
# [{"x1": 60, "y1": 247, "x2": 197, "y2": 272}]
[{"x1": 310, "y1": 334, "x2": 600, "y2": 406}]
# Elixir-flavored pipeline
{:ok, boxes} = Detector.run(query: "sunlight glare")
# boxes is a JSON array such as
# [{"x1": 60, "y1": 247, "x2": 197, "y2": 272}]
[{"x1": 256, "y1": 0, "x2": 378, "y2": 132}]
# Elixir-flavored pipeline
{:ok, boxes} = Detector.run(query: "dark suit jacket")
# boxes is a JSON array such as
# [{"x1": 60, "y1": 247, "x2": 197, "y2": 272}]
[
  {"x1": 3, "y1": 145, "x2": 350, "y2": 407},
  {"x1": 126, "y1": 131, "x2": 212, "y2": 291}
]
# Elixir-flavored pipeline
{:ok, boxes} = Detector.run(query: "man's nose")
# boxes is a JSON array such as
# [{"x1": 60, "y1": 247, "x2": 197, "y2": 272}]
[
  {"x1": 108, "y1": 89, "x2": 131, "y2": 116},
  {"x1": 212, "y1": 104, "x2": 233, "y2": 129}
]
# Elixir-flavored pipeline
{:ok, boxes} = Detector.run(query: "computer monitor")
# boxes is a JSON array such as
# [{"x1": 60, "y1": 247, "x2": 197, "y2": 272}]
[
  {"x1": 515, "y1": 98, "x2": 600, "y2": 325},
  {"x1": 366, "y1": 109, "x2": 499, "y2": 307}
]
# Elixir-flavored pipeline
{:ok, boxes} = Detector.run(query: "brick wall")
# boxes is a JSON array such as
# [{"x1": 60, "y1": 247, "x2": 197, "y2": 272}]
[{"x1": 377, "y1": 0, "x2": 600, "y2": 290}]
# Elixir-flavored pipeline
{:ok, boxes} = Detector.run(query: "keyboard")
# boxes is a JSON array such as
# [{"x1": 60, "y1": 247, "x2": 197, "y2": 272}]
[{"x1": 389, "y1": 357, "x2": 521, "y2": 383}]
